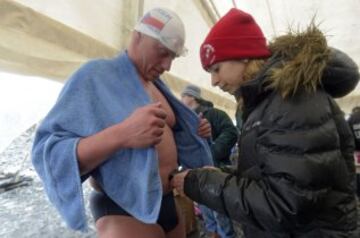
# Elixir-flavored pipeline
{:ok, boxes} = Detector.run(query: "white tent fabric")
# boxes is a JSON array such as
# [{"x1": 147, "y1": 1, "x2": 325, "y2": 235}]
[{"x1": 0, "y1": 0, "x2": 359, "y2": 115}]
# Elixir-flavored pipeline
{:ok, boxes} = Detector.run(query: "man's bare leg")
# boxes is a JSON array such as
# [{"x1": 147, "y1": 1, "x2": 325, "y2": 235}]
[{"x1": 96, "y1": 215, "x2": 166, "y2": 238}]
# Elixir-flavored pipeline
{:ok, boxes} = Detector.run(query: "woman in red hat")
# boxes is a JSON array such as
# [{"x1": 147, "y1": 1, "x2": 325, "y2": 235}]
[{"x1": 171, "y1": 8, "x2": 359, "y2": 237}]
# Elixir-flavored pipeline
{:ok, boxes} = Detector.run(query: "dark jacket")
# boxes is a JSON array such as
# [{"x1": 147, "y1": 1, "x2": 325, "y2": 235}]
[
  {"x1": 195, "y1": 100, "x2": 238, "y2": 166},
  {"x1": 348, "y1": 109, "x2": 360, "y2": 150},
  {"x1": 184, "y1": 26, "x2": 359, "y2": 237}
]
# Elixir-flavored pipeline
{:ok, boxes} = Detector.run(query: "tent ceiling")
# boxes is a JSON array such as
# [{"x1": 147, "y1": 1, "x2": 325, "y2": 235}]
[{"x1": 0, "y1": 0, "x2": 359, "y2": 115}]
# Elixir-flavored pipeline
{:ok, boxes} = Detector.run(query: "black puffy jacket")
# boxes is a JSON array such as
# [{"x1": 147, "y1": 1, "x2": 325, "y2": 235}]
[{"x1": 184, "y1": 27, "x2": 359, "y2": 237}]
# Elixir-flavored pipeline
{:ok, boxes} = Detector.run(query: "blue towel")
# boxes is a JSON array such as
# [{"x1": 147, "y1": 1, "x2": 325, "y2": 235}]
[{"x1": 31, "y1": 52, "x2": 213, "y2": 231}]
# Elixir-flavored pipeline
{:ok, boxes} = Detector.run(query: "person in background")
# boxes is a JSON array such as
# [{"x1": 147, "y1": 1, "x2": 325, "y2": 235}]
[
  {"x1": 172, "y1": 8, "x2": 359, "y2": 237},
  {"x1": 181, "y1": 84, "x2": 238, "y2": 169},
  {"x1": 348, "y1": 106, "x2": 360, "y2": 197},
  {"x1": 181, "y1": 84, "x2": 238, "y2": 238},
  {"x1": 31, "y1": 7, "x2": 213, "y2": 238}
]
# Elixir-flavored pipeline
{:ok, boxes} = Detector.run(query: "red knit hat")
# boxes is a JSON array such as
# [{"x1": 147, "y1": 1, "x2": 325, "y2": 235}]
[{"x1": 200, "y1": 8, "x2": 271, "y2": 70}]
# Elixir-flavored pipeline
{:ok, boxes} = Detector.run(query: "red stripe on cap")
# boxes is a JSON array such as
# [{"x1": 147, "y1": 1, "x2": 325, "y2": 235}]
[{"x1": 142, "y1": 15, "x2": 165, "y2": 30}]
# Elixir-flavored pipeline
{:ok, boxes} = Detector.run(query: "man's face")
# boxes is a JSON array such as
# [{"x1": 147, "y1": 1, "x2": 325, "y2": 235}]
[
  {"x1": 136, "y1": 34, "x2": 176, "y2": 81},
  {"x1": 181, "y1": 94, "x2": 197, "y2": 110},
  {"x1": 181, "y1": 94, "x2": 193, "y2": 107}
]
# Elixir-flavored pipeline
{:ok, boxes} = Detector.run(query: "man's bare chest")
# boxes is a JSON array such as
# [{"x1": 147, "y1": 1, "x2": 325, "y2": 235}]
[{"x1": 145, "y1": 84, "x2": 176, "y2": 127}]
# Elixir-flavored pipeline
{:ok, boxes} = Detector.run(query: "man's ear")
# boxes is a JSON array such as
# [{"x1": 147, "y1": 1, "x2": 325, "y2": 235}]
[{"x1": 134, "y1": 31, "x2": 142, "y2": 44}]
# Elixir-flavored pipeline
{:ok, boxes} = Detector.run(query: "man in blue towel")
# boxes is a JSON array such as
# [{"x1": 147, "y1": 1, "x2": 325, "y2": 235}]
[{"x1": 32, "y1": 7, "x2": 213, "y2": 238}]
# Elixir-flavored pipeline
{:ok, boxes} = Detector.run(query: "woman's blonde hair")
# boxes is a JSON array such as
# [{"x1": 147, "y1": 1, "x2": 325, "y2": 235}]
[
  {"x1": 236, "y1": 59, "x2": 265, "y2": 112},
  {"x1": 242, "y1": 59, "x2": 266, "y2": 83}
]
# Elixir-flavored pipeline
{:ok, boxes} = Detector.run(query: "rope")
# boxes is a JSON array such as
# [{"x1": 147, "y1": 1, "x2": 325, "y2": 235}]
[{"x1": 265, "y1": 0, "x2": 277, "y2": 37}]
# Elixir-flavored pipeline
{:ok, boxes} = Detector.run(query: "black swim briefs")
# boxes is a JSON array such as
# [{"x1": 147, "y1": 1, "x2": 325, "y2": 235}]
[{"x1": 89, "y1": 191, "x2": 178, "y2": 232}]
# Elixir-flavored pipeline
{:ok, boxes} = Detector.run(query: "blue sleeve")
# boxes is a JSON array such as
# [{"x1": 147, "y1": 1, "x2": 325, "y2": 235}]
[{"x1": 31, "y1": 60, "x2": 108, "y2": 231}]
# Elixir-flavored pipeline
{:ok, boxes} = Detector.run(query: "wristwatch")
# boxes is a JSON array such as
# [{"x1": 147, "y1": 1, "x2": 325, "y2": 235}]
[{"x1": 168, "y1": 166, "x2": 186, "y2": 181}]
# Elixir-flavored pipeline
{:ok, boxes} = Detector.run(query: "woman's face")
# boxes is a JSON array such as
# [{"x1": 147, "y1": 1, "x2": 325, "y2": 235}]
[{"x1": 208, "y1": 60, "x2": 247, "y2": 95}]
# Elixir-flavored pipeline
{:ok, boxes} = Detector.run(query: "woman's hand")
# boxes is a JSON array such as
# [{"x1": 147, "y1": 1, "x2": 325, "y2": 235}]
[
  {"x1": 170, "y1": 170, "x2": 190, "y2": 196},
  {"x1": 202, "y1": 165, "x2": 220, "y2": 171}
]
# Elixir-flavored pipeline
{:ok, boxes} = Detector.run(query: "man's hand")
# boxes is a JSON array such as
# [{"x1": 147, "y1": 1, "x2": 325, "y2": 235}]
[
  {"x1": 120, "y1": 102, "x2": 167, "y2": 148},
  {"x1": 198, "y1": 113, "x2": 212, "y2": 138},
  {"x1": 77, "y1": 103, "x2": 167, "y2": 174}
]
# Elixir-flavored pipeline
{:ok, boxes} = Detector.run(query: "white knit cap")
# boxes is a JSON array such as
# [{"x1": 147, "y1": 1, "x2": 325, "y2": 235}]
[{"x1": 134, "y1": 8, "x2": 187, "y2": 56}]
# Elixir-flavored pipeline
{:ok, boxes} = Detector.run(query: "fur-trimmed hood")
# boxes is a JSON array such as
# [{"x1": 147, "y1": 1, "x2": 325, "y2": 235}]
[{"x1": 266, "y1": 25, "x2": 359, "y2": 98}]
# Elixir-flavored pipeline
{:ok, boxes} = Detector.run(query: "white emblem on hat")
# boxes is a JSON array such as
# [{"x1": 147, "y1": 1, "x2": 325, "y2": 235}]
[{"x1": 203, "y1": 44, "x2": 215, "y2": 64}]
